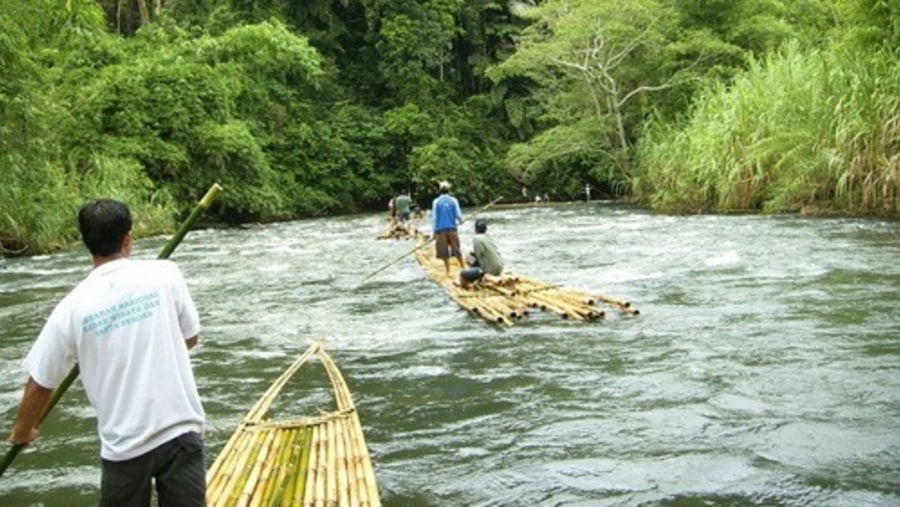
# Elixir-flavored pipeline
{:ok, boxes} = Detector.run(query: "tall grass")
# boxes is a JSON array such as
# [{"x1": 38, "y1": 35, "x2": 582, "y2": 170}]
[
  {"x1": 635, "y1": 42, "x2": 900, "y2": 215},
  {"x1": 1, "y1": 155, "x2": 175, "y2": 257}
]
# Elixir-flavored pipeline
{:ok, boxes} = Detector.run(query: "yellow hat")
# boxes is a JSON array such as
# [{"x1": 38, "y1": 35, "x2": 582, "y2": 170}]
[{"x1": 439, "y1": 181, "x2": 451, "y2": 190}]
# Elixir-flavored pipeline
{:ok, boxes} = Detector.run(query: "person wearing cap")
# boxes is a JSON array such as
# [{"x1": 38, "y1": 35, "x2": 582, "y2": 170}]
[
  {"x1": 431, "y1": 181, "x2": 466, "y2": 275},
  {"x1": 458, "y1": 218, "x2": 504, "y2": 288}
]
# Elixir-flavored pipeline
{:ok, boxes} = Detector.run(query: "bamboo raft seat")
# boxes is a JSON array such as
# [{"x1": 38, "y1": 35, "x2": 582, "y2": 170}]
[
  {"x1": 413, "y1": 233, "x2": 639, "y2": 326},
  {"x1": 206, "y1": 341, "x2": 381, "y2": 507}
]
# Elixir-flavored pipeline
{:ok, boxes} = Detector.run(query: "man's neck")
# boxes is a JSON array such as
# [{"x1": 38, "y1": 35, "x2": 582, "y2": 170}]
[{"x1": 93, "y1": 252, "x2": 127, "y2": 268}]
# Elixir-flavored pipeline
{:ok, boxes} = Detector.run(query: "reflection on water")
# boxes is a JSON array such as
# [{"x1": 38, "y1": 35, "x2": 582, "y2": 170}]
[{"x1": 1, "y1": 203, "x2": 899, "y2": 506}]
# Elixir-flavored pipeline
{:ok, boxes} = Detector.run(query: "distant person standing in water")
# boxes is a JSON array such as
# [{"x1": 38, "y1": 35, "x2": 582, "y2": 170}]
[
  {"x1": 7, "y1": 198, "x2": 206, "y2": 506},
  {"x1": 431, "y1": 181, "x2": 466, "y2": 275},
  {"x1": 585, "y1": 183, "x2": 592, "y2": 201}
]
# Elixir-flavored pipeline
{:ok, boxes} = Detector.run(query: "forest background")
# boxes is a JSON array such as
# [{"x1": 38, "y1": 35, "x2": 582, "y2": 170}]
[{"x1": 1, "y1": 0, "x2": 897, "y2": 255}]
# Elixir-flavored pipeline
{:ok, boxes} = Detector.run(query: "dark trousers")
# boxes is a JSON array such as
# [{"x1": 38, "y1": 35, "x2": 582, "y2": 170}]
[{"x1": 100, "y1": 432, "x2": 205, "y2": 507}]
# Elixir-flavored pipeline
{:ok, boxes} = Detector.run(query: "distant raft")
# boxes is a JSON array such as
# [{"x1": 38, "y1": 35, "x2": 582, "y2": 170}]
[
  {"x1": 376, "y1": 221, "x2": 416, "y2": 240},
  {"x1": 206, "y1": 341, "x2": 381, "y2": 507},
  {"x1": 413, "y1": 233, "x2": 639, "y2": 326}
]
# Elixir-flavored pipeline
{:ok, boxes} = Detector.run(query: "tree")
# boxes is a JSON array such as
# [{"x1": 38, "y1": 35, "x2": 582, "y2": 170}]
[{"x1": 488, "y1": 0, "x2": 681, "y2": 194}]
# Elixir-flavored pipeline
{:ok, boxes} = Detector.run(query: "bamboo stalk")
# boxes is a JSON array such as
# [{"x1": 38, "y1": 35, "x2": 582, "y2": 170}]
[
  {"x1": 254, "y1": 428, "x2": 285, "y2": 503},
  {"x1": 336, "y1": 418, "x2": 350, "y2": 506},
  {"x1": 295, "y1": 426, "x2": 313, "y2": 506},
  {"x1": 595, "y1": 294, "x2": 640, "y2": 314},
  {"x1": 308, "y1": 424, "x2": 324, "y2": 507},
  {"x1": 346, "y1": 431, "x2": 360, "y2": 507},
  {"x1": 238, "y1": 429, "x2": 277, "y2": 506},
  {"x1": 479, "y1": 298, "x2": 519, "y2": 323},
  {"x1": 345, "y1": 414, "x2": 378, "y2": 506},
  {"x1": 276, "y1": 428, "x2": 304, "y2": 507},
  {"x1": 277, "y1": 434, "x2": 297, "y2": 507},
  {"x1": 323, "y1": 418, "x2": 335, "y2": 505},
  {"x1": 260, "y1": 428, "x2": 292, "y2": 507},
  {"x1": 227, "y1": 429, "x2": 267, "y2": 506},
  {"x1": 210, "y1": 425, "x2": 257, "y2": 505},
  {"x1": 524, "y1": 291, "x2": 584, "y2": 320}
]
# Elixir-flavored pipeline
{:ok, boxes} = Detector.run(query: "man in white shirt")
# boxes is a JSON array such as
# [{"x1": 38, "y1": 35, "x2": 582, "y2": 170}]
[{"x1": 7, "y1": 198, "x2": 206, "y2": 506}]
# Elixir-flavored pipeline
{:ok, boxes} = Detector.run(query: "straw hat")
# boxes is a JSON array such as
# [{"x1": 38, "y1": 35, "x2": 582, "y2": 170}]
[{"x1": 439, "y1": 180, "x2": 451, "y2": 190}]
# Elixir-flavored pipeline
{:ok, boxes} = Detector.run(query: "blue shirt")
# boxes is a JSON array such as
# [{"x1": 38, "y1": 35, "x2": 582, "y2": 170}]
[{"x1": 432, "y1": 193, "x2": 463, "y2": 232}]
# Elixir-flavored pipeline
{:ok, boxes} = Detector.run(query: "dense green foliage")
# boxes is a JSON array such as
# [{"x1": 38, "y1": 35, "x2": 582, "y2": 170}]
[
  {"x1": 636, "y1": 43, "x2": 900, "y2": 215},
  {"x1": 1, "y1": 0, "x2": 897, "y2": 255}
]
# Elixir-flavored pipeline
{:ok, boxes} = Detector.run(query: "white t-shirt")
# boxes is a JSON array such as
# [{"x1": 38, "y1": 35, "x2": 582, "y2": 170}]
[{"x1": 23, "y1": 258, "x2": 204, "y2": 461}]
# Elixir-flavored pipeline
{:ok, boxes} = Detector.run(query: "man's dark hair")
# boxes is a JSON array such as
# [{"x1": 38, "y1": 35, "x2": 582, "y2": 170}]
[
  {"x1": 78, "y1": 199, "x2": 132, "y2": 257},
  {"x1": 475, "y1": 218, "x2": 487, "y2": 233}
]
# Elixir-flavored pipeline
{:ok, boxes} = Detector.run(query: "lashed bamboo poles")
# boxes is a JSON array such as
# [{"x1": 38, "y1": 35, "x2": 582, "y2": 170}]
[
  {"x1": 376, "y1": 222, "x2": 417, "y2": 240},
  {"x1": 318, "y1": 342, "x2": 380, "y2": 504},
  {"x1": 412, "y1": 231, "x2": 638, "y2": 326},
  {"x1": 206, "y1": 341, "x2": 380, "y2": 507}
]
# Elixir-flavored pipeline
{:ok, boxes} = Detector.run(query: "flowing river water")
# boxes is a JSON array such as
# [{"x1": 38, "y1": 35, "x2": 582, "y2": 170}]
[{"x1": 1, "y1": 202, "x2": 898, "y2": 506}]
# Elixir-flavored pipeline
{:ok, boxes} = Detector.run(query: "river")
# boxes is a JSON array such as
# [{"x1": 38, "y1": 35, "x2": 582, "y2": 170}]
[{"x1": 1, "y1": 202, "x2": 898, "y2": 506}]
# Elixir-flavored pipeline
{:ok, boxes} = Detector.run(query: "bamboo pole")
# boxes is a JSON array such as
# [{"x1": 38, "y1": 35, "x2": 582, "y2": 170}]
[
  {"x1": 323, "y1": 418, "x2": 334, "y2": 505},
  {"x1": 273, "y1": 427, "x2": 296, "y2": 507},
  {"x1": 294, "y1": 426, "x2": 313, "y2": 506},
  {"x1": 275, "y1": 428, "x2": 303, "y2": 507},
  {"x1": 521, "y1": 291, "x2": 582, "y2": 319},
  {"x1": 346, "y1": 431, "x2": 360, "y2": 507},
  {"x1": 335, "y1": 418, "x2": 350, "y2": 506},
  {"x1": 301, "y1": 423, "x2": 317, "y2": 506},
  {"x1": 313, "y1": 423, "x2": 326, "y2": 507},
  {"x1": 256, "y1": 428, "x2": 289, "y2": 507},
  {"x1": 238, "y1": 429, "x2": 276, "y2": 506},
  {"x1": 226, "y1": 429, "x2": 267, "y2": 506}
]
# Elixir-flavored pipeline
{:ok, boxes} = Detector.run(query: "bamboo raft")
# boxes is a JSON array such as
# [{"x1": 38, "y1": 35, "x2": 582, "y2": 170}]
[
  {"x1": 413, "y1": 234, "x2": 639, "y2": 327},
  {"x1": 376, "y1": 221, "x2": 417, "y2": 240},
  {"x1": 206, "y1": 341, "x2": 380, "y2": 507}
]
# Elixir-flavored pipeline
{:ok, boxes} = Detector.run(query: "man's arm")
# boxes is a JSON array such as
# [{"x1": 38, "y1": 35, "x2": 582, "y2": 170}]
[
  {"x1": 8, "y1": 377, "x2": 53, "y2": 445},
  {"x1": 186, "y1": 335, "x2": 199, "y2": 350},
  {"x1": 432, "y1": 200, "x2": 439, "y2": 229}
]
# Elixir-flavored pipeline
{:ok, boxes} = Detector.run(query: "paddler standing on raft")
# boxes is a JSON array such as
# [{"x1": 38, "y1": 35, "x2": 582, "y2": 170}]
[
  {"x1": 394, "y1": 190, "x2": 413, "y2": 226},
  {"x1": 431, "y1": 180, "x2": 466, "y2": 275},
  {"x1": 7, "y1": 199, "x2": 207, "y2": 505}
]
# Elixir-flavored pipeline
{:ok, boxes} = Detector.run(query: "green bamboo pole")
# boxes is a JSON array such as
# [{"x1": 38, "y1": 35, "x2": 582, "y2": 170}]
[
  {"x1": 0, "y1": 183, "x2": 223, "y2": 479},
  {"x1": 361, "y1": 196, "x2": 504, "y2": 283}
]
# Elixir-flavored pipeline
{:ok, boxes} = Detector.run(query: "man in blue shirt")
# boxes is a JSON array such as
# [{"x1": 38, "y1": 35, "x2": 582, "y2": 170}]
[{"x1": 431, "y1": 181, "x2": 466, "y2": 275}]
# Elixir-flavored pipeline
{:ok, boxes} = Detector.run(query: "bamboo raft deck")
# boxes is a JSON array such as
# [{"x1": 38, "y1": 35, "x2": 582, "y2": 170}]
[
  {"x1": 413, "y1": 234, "x2": 639, "y2": 327},
  {"x1": 206, "y1": 341, "x2": 380, "y2": 507}
]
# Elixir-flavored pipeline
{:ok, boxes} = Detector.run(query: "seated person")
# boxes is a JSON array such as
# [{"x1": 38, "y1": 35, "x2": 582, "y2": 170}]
[{"x1": 458, "y1": 218, "x2": 504, "y2": 288}]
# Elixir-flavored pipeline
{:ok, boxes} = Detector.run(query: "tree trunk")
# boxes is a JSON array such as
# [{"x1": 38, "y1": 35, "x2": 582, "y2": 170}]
[{"x1": 136, "y1": 0, "x2": 150, "y2": 27}]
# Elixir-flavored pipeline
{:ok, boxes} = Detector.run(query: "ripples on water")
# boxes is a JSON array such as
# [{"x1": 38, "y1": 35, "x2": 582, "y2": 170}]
[{"x1": 1, "y1": 203, "x2": 899, "y2": 506}]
